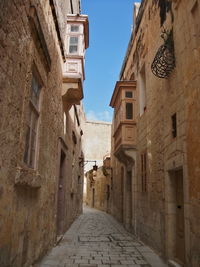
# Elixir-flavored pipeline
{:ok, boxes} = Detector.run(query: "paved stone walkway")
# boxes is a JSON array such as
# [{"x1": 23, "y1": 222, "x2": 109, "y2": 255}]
[{"x1": 35, "y1": 207, "x2": 167, "y2": 267}]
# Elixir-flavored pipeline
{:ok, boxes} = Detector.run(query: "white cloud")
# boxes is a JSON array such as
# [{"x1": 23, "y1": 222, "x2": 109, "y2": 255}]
[
  {"x1": 86, "y1": 110, "x2": 98, "y2": 121},
  {"x1": 86, "y1": 110, "x2": 112, "y2": 122}
]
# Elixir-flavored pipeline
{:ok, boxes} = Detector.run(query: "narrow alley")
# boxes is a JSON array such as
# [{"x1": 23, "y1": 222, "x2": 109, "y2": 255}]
[
  {"x1": 1, "y1": 0, "x2": 200, "y2": 266},
  {"x1": 35, "y1": 207, "x2": 167, "y2": 267}
]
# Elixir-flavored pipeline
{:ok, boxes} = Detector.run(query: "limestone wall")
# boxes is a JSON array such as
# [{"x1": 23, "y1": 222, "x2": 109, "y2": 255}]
[
  {"x1": 82, "y1": 120, "x2": 112, "y2": 206},
  {"x1": 110, "y1": 155, "x2": 124, "y2": 223},
  {"x1": 0, "y1": 0, "x2": 84, "y2": 266},
  {"x1": 85, "y1": 167, "x2": 111, "y2": 212},
  {"x1": 63, "y1": 103, "x2": 86, "y2": 228},
  {"x1": 110, "y1": 0, "x2": 200, "y2": 266}
]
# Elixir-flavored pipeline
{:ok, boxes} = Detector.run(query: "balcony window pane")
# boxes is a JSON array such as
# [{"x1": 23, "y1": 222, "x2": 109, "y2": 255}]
[
  {"x1": 69, "y1": 37, "x2": 78, "y2": 54},
  {"x1": 70, "y1": 37, "x2": 78, "y2": 44},
  {"x1": 126, "y1": 103, "x2": 133, "y2": 120},
  {"x1": 125, "y1": 91, "x2": 133, "y2": 98},
  {"x1": 69, "y1": 45, "x2": 78, "y2": 53},
  {"x1": 71, "y1": 25, "x2": 79, "y2": 32}
]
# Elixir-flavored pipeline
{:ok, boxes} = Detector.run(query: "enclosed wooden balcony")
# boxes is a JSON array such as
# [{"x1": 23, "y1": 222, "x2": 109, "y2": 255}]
[
  {"x1": 62, "y1": 75, "x2": 83, "y2": 110},
  {"x1": 62, "y1": 14, "x2": 89, "y2": 111},
  {"x1": 110, "y1": 81, "x2": 137, "y2": 162}
]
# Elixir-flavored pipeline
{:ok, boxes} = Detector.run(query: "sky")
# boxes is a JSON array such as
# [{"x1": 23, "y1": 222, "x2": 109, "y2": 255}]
[{"x1": 82, "y1": 0, "x2": 140, "y2": 122}]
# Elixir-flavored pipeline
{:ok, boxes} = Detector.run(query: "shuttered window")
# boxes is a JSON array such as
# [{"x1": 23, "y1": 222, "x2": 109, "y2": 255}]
[{"x1": 126, "y1": 102, "x2": 133, "y2": 119}]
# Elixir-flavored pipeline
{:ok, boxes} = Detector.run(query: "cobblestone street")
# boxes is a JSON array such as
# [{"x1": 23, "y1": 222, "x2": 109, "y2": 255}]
[{"x1": 35, "y1": 207, "x2": 167, "y2": 267}]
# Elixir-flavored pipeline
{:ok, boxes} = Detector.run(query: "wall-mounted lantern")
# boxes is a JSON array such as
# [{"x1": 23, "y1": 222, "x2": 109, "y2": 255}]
[
  {"x1": 92, "y1": 163, "x2": 98, "y2": 171},
  {"x1": 79, "y1": 157, "x2": 98, "y2": 170}
]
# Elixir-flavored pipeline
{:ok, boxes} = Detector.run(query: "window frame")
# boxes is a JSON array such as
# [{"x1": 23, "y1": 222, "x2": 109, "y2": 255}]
[
  {"x1": 23, "y1": 67, "x2": 42, "y2": 169},
  {"x1": 70, "y1": 24, "x2": 80, "y2": 33},
  {"x1": 125, "y1": 91, "x2": 133, "y2": 98},
  {"x1": 68, "y1": 35, "x2": 79, "y2": 54},
  {"x1": 125, "y1": 102, "x2": 133, "y2": 120}
]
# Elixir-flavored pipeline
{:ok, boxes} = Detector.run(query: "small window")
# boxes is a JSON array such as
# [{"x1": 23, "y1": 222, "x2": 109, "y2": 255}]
[
  {"x1": 141, "y1": 152, "x2": 147, "y2": 192},
  {"x1": 125, "y1": 91, "x2": 133, "y2": 98},
  {"x1": 172, "y1": 113, "x2": 177, "y2": 138},
  {"x1": 24, "y1": 70, "x2": 41, "y2": 168},
  {"x1": 69, "y1": 36, "x2": 78, "y2": 54},
  {"x1": 72, "y1": 131, "x2": 77, "y2": 144},
  {"x1": 71, "y1": 25, "x2": 79, "y2": 32},
  {"x1": 126, "y1": 103, "x2": 133, "y2": 120}
]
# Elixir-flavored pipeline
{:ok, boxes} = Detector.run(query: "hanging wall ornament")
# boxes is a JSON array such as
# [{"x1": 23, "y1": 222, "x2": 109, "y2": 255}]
[{"x1": 151, "y1": 29, "x2": 175, "y2": 78}]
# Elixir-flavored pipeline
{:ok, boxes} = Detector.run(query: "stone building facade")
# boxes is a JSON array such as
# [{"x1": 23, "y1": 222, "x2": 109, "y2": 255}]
[
  {"x1": 0, "y1": 0, "x2": 88, "y2": 266},
  {"x1": 110, "y1": 81, "x2": 137, "y2": 231},
  {"x1": 110, "y1": 1, "x2": 200, "y2": 266},
  {"x1": 82, "y1": 121, "x2": 112, "y2": 207},
  {"x1": 85, "y1": 155, "x2": 112, "y2": 212}
]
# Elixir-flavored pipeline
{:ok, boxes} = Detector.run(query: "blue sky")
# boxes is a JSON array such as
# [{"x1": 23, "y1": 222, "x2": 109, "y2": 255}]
[{"x1": 82, "y1": 0, "x2": 139, "y2": 122}]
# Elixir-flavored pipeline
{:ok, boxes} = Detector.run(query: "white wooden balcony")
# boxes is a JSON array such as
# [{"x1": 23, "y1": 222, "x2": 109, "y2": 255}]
[{"x1": 62, "y1": 14, "x2": 89, "y2": 111}]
